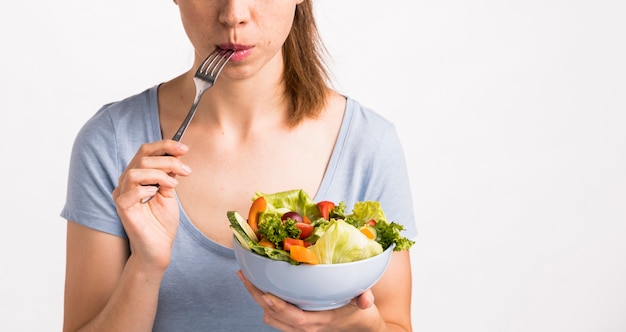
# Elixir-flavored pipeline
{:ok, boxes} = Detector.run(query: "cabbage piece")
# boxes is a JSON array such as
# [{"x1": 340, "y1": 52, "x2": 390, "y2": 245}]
[
  {"x1": 254, "y1": 189, "x2": 320, "y2": 223},
  {"x1": 309, "y1": 219, "x2": 383, "y2": 264},
  {"x1": 348, "y1": 201, "x2": 387, "y2": 226}
]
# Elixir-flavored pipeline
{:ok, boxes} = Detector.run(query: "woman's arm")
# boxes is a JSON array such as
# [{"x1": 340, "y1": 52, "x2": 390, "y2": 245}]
[
  {"x1": 63, "y1": 222, "x2": 165, "y2": 332},
  {"x1": 368, "y1": 250, "x2": 413, "y2": 331},
  {"x1": 63, "y1": 140, "x2": 192, "y2": 331}
]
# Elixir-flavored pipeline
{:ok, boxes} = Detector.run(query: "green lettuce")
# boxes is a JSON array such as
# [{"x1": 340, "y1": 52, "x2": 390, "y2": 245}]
[
  {"x1": 348, "y1": 201, "x2": 388, "y2": 226},
  {"x1": 309, "y1": 219, "x2": 383, "y2": 264},
  {"x1": 345, "y1": 201, "x2": 415, "y2": 251},
  {"x1": 253, "y1": 189, "x2": 321, "y2": 223}
]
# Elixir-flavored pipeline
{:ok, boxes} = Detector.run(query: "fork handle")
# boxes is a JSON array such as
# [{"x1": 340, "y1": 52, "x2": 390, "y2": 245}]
[
  {"x1": 171, "y1": 95, "x2": 202, "y2": 142},
  {"x1": 142, "y1": 89, "x2": 204, "y2": 203}
]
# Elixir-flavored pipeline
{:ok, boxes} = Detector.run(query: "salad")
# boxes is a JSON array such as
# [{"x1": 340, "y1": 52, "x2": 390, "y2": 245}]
[{"x1": 228, "y1": 189, "x2": 414, "y2": 265}]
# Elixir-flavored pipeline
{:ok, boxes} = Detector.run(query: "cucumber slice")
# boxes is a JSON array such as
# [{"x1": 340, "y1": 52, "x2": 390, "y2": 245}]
[
  {"x1": 230, "y1": 225, "x2": 254, "y2": 250},
  {"x1": 227, "y1": 211, "x2": 259, "y2": 242}
]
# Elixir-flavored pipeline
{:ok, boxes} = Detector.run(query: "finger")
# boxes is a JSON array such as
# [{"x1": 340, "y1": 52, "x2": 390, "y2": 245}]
[
  {"x1": 353, "y1": 290, "x2": 375, "y2": 309},
  {"x1": 236, "y1": 271, "x2": 288, "y2": 314},
  {"x1": 116, "y1": 169, "x2": 179, "y2": 206},
  {"x1": 114, "y1": 181, "x2": 161, "y2": 209},
  {"x1": 135, "y1": 140, "x2": 189, "y2": 159},
  {"x1": 122, "y1": 168, "x2": 180, "y2": 189},
  {"x1": 237, "y1": 271, "x2": 267, "y2": 305},
  {"x1": 133, "y1": 155, "x2": 192, "y2": 179}
]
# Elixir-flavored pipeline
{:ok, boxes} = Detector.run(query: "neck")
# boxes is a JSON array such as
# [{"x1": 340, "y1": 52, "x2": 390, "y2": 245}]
[{"x1": 191, "y1": 65, "x2": 291, "y2": 134}]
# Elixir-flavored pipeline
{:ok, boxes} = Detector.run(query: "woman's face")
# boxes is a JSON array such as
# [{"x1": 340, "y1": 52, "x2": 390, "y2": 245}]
[{"x1": 176, "y1": 0, "x2": 304, "y2": 78}]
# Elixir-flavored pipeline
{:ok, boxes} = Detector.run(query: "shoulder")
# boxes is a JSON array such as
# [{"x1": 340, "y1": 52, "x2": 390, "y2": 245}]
[
  {"x1": 76, "y1": 86, "x2": 160, "y2": 149},
  {"x1": 70, "y1": 86, "x2": 161, "y2": 174},
  {"x1": 94, "y1": 87, "x2": 157, "y2": 124},
  {"x1": 341, "y1": 97, "x2": 399, "y2": 149}
]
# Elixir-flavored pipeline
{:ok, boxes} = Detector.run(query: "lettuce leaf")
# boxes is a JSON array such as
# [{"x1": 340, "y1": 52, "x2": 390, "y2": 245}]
[
  {"x1": 309, "y1": 219, "x2": 383, "y2": 264},
  {"x1": 254, "y1": 189, "x2": 320, "y2": 223}
]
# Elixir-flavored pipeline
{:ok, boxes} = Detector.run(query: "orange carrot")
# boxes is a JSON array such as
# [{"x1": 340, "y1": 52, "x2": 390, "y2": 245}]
[
  {"x1": 258, "y1": 238, "x2": 275, "y2": 248},
  {"x1": 247, "y1": 196, "x2": 266, "y2": 236},
  {"x1": 360, "y1": 227, "x2": 376, "y2": 240},
  {"x1": 289, "y1": 245, "x2": 319, "y2": 265}
]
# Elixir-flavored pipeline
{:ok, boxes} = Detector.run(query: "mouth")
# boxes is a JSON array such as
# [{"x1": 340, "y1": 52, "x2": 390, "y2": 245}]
[
  {"x1": 218, "y1": 43, "x2": 251, "y2": 51},
  {"x1": 218, "y1": 44, "x2": 253, "y2": 62}
]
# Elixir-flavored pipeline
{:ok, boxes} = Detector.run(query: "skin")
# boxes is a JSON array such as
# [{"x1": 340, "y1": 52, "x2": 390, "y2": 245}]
[{"x1": 63, "y1": 0, "x2": 413, "y2": 331}]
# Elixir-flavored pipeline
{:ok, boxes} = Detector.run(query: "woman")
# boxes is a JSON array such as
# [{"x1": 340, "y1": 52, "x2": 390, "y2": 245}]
[{"x1": 62, "y1": 0, "x2": 417, "y2": 330}]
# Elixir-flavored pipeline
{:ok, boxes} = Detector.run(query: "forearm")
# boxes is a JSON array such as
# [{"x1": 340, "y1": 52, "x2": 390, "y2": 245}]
[
  {"x1": 351, "y1": 251, "x2": 413, "y2": 331},
  {"x1": 336, "y1": 305, "x2": 411, "y2": 332},
  {"x1": 69, "y1": 255, "x2": 165, "y2": 332}
]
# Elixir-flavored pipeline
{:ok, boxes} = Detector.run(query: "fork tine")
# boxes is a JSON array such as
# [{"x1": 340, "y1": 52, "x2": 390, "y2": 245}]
[
  {"x1": 209, "y1": 51, "x2": 233, "y2": 77},
  {"x1": 196, "y1": 49, "x2": 235, "y2": 79},
  {"x1": 196, "y1": 49, "x2": 221, "y2": 75}
]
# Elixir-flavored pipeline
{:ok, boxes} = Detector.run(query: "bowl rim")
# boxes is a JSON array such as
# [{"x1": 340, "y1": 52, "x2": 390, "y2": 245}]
[{"x1": 232, "y1": 236, "x2": 395, "y2": 267}]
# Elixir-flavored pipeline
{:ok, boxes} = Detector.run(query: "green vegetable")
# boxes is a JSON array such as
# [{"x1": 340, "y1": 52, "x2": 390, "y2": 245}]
[
  {"x1": 375, "y1": 221, "x2": 415, "y2": 251},
  {"x1": 254, "y1": 189, "x2": 321, "y2": 223},
  {"x1": 257, "y1": 214, "x2": 300, "y2": 249},
  {"x1": 348, "y1": 201, "x2": 388, "y2": 227},
  {"x1": 228, "y1": 189, "x2": 415, "y2": 265},
  {"x1": 344, "y1": 201, "x2": 416, "y2": 251},
  {"x1": 228, "y1": 210, "x2": 258, "y2": 242},
  {"x1": 309, "y1": 219, "x2": 383, "y2": 264},
  {"x1": 227, "y1": 211, "x2": 257, "y2": 250},
  {"x1": 229, "y1": 211, "x2": 299, "y2": 264},
  {"x1": 250, "y1": 245, "x2": 294, "y2": 263}
]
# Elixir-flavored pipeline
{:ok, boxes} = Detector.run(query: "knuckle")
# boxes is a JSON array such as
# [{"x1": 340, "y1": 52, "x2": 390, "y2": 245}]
[{"x1": 137, "y1": 142, "x2": 154, "y2": 155}]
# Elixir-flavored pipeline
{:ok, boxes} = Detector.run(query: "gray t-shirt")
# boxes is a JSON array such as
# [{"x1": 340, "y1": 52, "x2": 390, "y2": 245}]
[{"x1": 61, "y1": 85, "x2": 417, "y2": 331}]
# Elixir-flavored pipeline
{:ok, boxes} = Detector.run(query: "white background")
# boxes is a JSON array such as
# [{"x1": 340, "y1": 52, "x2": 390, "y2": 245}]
[{"x1": 1, "y1": 1, "x2": 625, "y2": 331}]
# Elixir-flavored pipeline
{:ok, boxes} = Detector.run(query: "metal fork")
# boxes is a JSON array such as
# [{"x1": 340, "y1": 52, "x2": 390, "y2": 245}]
[
  {"x1": 172, "y1": 48, "x2": 235, "y2": 141},
  {"x1": 141, "y1": 48, "x2": 235, "y2": 203}
]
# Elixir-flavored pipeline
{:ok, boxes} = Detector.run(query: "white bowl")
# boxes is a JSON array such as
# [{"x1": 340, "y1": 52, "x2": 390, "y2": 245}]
[{"x1": 233, "y1": 238, "x2": 394, "y2": 311}]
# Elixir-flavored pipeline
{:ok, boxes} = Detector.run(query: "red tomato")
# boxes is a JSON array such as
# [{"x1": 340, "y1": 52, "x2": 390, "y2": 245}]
[
  {"x1": 283, "y1": 238, "x2": 304, "y2": 251},
  {"x1": 316, "y1": 201, "x2": 335, "y2": 220},
  {"x1": 295, "y1": 222, "x2": 314, "y2": 239}
]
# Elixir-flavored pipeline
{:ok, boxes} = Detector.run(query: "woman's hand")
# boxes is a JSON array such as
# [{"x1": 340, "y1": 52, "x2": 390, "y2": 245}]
[
  {"x1": 236, "y1": 249, "x2": 413, "y2": 331},
  {"x1": 112, "y1": 140, "x2": 192, "y2": 271},
  {"x1": 237, "y1": 271, "x2": 384, "y2": 331}
]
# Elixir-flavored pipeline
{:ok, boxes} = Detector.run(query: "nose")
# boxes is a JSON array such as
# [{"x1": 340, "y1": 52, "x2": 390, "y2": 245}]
[{"x1": 219, "y1": 0, "x2": 250, "y2": 27}]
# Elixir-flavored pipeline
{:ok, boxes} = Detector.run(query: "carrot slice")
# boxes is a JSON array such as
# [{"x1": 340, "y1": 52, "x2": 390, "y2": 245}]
[
  {"x1": 289, "y1": 245, "x2": 319, "y2": 265},
  {"x1": 247, "y1": 196, "x2": 266, "y2": 236},
  {"x1": 360, "y1": 227, "x2": 376, "y2": 240},
  {"x1": 258, "y1": 238, "x2": 275, "y2": 248}
]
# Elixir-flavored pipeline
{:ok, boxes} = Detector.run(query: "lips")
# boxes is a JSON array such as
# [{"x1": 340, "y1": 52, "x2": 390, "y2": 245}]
[{"x1": 218, "y1": 44, "x2": 253, "y2": 62}]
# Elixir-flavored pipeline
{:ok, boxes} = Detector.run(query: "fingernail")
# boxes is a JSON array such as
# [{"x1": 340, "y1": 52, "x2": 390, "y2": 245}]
[
  {"x1": 182, "y1": 164, "x2": 192, "y2": 173},
  {"x1": 177, "y1": 143, "x2": 189, "y2": 151},
  {"x1": 262, "y1": 295, "x2": 274, "y2": 307},
  {"x1": 145, "y1": 186, "x2": 158, "y2": 194}
]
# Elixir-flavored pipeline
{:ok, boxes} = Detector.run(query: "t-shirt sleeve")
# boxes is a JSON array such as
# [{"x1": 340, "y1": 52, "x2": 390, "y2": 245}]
[
  {"x1": 318, "y1": 101, "x2": 418, "y2": 240},
  {"x1": 379, "y1": 127, "x2": 417, "y2": 239},
  {"x1": 60, "y1": 106, "x2": 127, "y2": 238},
  {"x1": 359, "y1": 123, "x2": 418, "y2": 239}
]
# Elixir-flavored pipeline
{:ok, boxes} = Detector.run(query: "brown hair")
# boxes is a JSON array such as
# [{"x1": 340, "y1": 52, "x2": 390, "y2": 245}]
[{"x1": 282, "y1": 0, "x2": 332, "y2": 126}]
